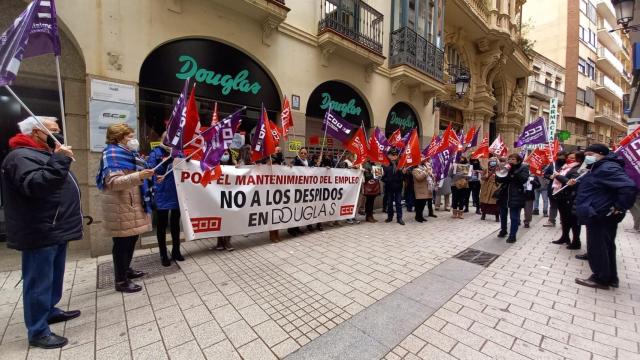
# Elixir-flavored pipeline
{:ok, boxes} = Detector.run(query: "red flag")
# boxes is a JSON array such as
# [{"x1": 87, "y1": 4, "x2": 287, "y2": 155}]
[
  {"x1": 471, "y1": 137, "x2": 490, "y2": 159},
  {"x1": 550, "y1": 138, "x2": 562, "y2": 161},
  {"x1": 367, "y1": 132, "x2": 390, "y2": 165},
  {"x1": 489, "y1": 135, "x2": 508, "y2": 157},
  {"x1": 199, "y1": 165, "x2": 222, "y2": 188},
  {"x1": 619, "y1": 127, "x2": 640, "y2": 147},
  {"x1": 398, "y1": 129, "x2": 421, "y2": 168},
  {"x1": 464, "y1": 127, "x2": 476, "y2": 145},
  {"x1": 251, "y1": 107, "x2": 277, "y2": 162},
  {"x1": 269, "y1": 119, "x2": 282, "y2": 143},
  {"x1": 183, "y1": 85, "x2": 200, "y2": 146},
  {"x1": 211, "y1": 102, "x2": 219, "y2": 125},
  {"x1": 388, "y1": 129, "x2": 403, "y2": 147},
  {"x1": 281, "y1": 97, "x2": 294, "y2": 140},
  {"x1": 436, "y1": 123, "x2": 461, "y2": 154},
  {"x1": 345, "y1": 128, "x2": 369, "y2": 166},
  {"x1": 526, "y1": 147, "x2": 551, "y2": 176},
  {"x1": 309, "y1": 135, "x2": 320, "y2": 145},
  {"x1": 184, "y1": 126, "x2": 209, "y2": 161}
]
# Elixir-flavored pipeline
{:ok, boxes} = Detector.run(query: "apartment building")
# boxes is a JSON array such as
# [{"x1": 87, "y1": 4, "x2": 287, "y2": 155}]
[
  {"x1": 525, "y1": 51, "x2": 566, "y2": 127},
  {"x1": 523, "y1": 0, "x2": 630, "y2": 148}
]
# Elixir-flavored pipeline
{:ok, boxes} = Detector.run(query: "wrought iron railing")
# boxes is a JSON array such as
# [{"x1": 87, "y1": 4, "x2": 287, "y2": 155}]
[
  {"x1": 389, "y1": 26, "x2": 444, "y2": 81},
  {"x1": 318, "y1": 0, "x2": 384, "y2": 55},
  {"x1": 529, "y1": 81, "x2": 565, "y2": 103}
]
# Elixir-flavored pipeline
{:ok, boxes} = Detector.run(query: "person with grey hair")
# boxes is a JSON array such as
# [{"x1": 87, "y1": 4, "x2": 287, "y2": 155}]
[{"x1": 1, "y1": 116, "x2": 80, "y2": 349}]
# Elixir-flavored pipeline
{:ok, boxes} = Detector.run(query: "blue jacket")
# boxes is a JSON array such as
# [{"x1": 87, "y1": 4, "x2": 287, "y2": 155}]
[
  {"x1": 575, "y1": 153, "x2": 637, "y2": 224},
  {"x1": 147, "y1": 146, "x2": 179, "y2": 210}
]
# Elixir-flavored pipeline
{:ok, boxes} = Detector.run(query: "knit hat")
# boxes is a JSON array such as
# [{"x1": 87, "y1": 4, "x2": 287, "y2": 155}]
[{"x1": 585, "y1": 143, "x2": 610, "y2": 156}]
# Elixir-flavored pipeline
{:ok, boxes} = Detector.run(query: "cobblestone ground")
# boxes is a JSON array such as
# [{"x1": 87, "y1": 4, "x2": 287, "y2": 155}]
[{"x1": 0, "y1": 211, "x2": 638, "y2": 360}]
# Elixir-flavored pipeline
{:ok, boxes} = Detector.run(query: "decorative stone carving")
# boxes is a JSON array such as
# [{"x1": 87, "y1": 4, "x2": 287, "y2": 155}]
[
  {"x1": 106, "y1": 52, "x2": 122, "y2": 71},
  {"x1": 262, "y1": 17, "x2": 280, "y2": 46},
  {"x1": 320, "y1": 45, "x2": 335, "y2": 67},
  {"x1": 391, "y1": 79, "x2": 405, "y2": 95},
  {"x1": 508, "y1": 85, "x2": 524, "y2": 112},
  {"x1": 364, "y1": 63, "x2": 376, "y2": 83}
]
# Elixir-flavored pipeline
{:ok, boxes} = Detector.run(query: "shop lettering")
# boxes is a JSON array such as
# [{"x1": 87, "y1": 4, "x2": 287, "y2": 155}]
[
  {"x1": 176, "y1": 55, "x2": 261, "y2": 95},
  {"x1": 388, "y1": 112, "x2": 414, "y2": 130},
  {"x1": 320, "y1": 93, "x2": 361, "y2": 117}
]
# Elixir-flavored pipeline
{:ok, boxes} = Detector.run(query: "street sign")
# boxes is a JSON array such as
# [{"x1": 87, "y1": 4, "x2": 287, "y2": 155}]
[{"x1": 288, "y1": 140, "x2": 304, "y2": 152}]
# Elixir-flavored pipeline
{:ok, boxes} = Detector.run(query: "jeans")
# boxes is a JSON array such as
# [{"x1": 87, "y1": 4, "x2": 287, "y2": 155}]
[
  {"x1": 156, "y1": 209, "x2": 181, "y2": 258},
  {"x1": 586, "y1": 216, "x2": 622, "y2": 284},
  {"x1": 534, "y1": 189, "x2": 549, "y2": 213},
  {"x1": 404, "y1": 187, "x2": 415, "y2": 211},
  {"x1": 451, "y1": 187, "x2": 470, "y2": 211},
  {"x1": 112, "y1": 235, "x2": 139, "y2": 282},
  {"x1": 364, "y1": 195, "x2": 376, "y2": 217},
  {"x1": 22, "y1": 243, "x2": 67, "y2": 340},
  {"x1": 434, "y1": 193, "x2": 450, "y2": 209},
  {"x1": 500, "y1": 206, "x2": 522, "y2": 237},
  {"x1": 386, "y1": 190, "x2": 403, "y2": 220}
]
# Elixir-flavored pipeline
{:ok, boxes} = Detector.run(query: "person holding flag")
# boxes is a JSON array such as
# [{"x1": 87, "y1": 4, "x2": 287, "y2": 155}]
[
  {"x1": 382, "y1": 148, "x2": 406, "y2": 225},
  {"x1": 496, "y1": 153, "x2": 530, "y2": 243}
]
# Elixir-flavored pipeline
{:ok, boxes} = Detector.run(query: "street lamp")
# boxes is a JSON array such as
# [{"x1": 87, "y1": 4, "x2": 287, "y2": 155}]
[
  {"x1": 455, "y1": 71, "x2": 470, "y2": 98},
  {"x1": 611, "y1": 0, "x2": 639, "y2": 32}
]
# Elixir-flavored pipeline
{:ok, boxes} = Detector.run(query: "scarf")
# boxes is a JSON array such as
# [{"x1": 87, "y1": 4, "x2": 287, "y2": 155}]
[
  {"x1": 552, "y1": 162, "x2": 578, "y2": 191},
  {"x1": 8, "y1": 134, "x2": 48, "y2": 150},
  {"x1": 96, "y1": 144, "x2": 152, "y2": 213}
]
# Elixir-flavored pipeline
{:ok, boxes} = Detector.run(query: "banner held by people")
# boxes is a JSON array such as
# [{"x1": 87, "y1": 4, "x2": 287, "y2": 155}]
[{"x1": 173, "y1": 162, "x2": 363, "y2": 239}]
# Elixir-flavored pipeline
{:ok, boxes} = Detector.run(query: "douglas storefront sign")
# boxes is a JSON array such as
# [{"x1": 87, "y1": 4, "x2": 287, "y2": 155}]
[
  {"x1": 385, "y1": 102, "x2": 419, "y2": 137},
  {"x1": 306, "y1": 81, "x2": 370, "y2": 127},
  {"x1": 140, "y1": 39, "x2": 280, "y2": 111}
]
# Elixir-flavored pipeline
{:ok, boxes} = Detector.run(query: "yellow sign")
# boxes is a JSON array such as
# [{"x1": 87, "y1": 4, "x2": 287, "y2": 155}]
[
  {"x1": 288, "y1": 140, "x2": 303, "y2": 152},
  {"x1": 150, "y1": 141, "x2": 161, "y2": 149}
]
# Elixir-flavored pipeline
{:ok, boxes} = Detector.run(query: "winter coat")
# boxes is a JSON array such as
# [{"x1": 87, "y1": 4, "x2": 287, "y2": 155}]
[
  {"x1": 575, "y1": 154, "x2": 638, "y2": 224},
  {"x1": 146, "y1": 146, "x2": 178, "y2": 210},
  {"x1": 479, "y1": 170, "x2": 500, "y2": 205},
  {"x1": 412, "y1": 165, "x2": 435, "y2": 200},
  {"x1": 551, "y1": 165, "x2": 581, "y2": 207},
  {"x1": 1, "y1": 144, "x2": 83, "y2": 250},
  {"x1": 382, "y1": 161, "x2": 404, "y2": 192},
  {"x1": 101, "y1": 169, "x2": 152, "y2": 238},
  {"x1": 293, "y1": 156, "x2": 312, "y2": 167},
  {"x1": 496, "y1": 163, "x2": 529, "y2": 208}
]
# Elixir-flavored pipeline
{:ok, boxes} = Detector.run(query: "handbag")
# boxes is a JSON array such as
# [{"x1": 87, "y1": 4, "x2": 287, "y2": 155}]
[
  {"x1": 492, "y1": 185, "x2": 503, "y2": 200},
  {"x1": 363, "y1": 179, "x2": 381, "y2": 195}
]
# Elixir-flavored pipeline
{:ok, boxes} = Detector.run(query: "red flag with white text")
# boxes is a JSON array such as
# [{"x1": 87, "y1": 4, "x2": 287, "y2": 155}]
[
  {"x1": 367, "y1": 130, "x2": 390, "y2": 165},
  {"x1": 346, "y1": 127, "x2": 369, "y2": 166},
  {"x1": 488, "y1": 135, "x2": 508, "y2": 157},
  {"x1": 471, "y1": 136, "x2": 490, "y2": 159},
  {"x1": 398, "y1": 129, "x2": 421, "y2": 168},
  {"x1": 388, "y1": 129, "x2": 403, "y2": 147},
  {"x1": 281, "y1": 97, "x2": 294, "y2": 140}
]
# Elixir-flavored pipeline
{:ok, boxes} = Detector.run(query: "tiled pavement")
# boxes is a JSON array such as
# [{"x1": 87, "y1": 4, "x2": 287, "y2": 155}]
[{"x1": 0, "y1": 210, "x2": 638, "y2": 360}]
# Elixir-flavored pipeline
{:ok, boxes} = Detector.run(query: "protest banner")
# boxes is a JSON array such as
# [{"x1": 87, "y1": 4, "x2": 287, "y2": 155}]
[{"x1": 173, "y1": 161, "x2": 363, "y2": 240}]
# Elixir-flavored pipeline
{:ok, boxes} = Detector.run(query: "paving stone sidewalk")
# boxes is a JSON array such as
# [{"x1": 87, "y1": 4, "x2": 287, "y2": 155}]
[{"x1": 0, "y1": 212, "x2": 637, "y2": 359}]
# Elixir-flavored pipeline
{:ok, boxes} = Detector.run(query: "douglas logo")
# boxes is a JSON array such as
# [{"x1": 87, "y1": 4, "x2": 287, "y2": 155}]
[{"x1": 191, "y1": 217, "x2": 221, "y2": 233}]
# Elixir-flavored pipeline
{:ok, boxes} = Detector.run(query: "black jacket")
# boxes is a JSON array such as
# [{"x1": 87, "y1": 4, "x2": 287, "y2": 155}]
[
  {"x1": 382, "y1": 161, "x2": 404, "y2": 192},
  {"x1": 496, "y1": 163, "x2": 529, "y2": 208},
  {"x1": 551, "y1": 165, "x2": 581, "y2": 206},
  {"x1": 1, "y1": 147, "x2": 83, "y2": 250},
  {"x1": 293, "y1": 156, "x2": 313, "y2": 167},
  {"x1": 575, "y1": 154, "x2": 637, "y2": 224},
  {"x1": 524, "y1": 176, "x2": 541, "y2": 200}
]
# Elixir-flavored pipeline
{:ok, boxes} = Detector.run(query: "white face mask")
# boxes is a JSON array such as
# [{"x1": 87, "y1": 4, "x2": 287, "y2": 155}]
[
  {"x1": 126, "y1": 139, "x2": 140, "y2": 152},
  {"x1": 584, "y1": 155, "x2": 597, "y2": 165},
  {"x1": 221, "y1": 154, "x2": 230, "y2": 162}
]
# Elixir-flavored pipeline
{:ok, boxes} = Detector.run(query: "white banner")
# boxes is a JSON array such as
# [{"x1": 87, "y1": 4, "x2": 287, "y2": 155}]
[{"x1": 173, "y1": 161, "x2": 363, "y2": 240}]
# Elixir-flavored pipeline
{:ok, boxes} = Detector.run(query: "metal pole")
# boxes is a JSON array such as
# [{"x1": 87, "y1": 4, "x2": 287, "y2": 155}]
[
  {"x1": 55, "y1": 56, "x2": 68, "y2": 145},
  {"x1": 4, "y1": 85, "x2": 62, "y2": 146}
]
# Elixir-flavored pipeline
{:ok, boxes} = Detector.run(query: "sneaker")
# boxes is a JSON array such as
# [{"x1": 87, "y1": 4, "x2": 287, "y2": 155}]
[
  {"x1": 29, "y1": 333, "x2": 68, "y2": 349},
  {"x1": 345, "y1": 219, "x2": 354, "y2": 224}
]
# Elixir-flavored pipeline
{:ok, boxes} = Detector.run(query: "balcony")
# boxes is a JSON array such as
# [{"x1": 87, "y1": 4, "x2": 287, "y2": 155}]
[
  {"x1": 317, "y1": 0, "x2": 385, "y2": 68},
  {"x1": 595, "y1": 74, "x2": 624, "y2": 102},
  {"x1": 528, "y1": 81, "x2": 565, "y2": 104},
  {"x1": 210, "y1": 0, "x2": 289, "y2": 45},
  {"x1": 595, "y1": 0, "x2": 617, "y2": 26},
  {"x1": 594, "y1": 108, "x2": 627, "y2": 131},
  {"x1": 389, "y1": 26, "x2": 444, "y2": 81},
  {"x1": 598, "y1": 19, "x2": 624, "y2": 53},
  {"x1": 596, "y1": 47, "x2": 624, "y2": 77}
]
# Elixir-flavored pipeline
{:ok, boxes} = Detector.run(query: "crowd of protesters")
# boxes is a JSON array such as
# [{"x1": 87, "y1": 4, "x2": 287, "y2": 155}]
[{"x1": 2, "y1": 116, "x2": 639, "y2": 349}]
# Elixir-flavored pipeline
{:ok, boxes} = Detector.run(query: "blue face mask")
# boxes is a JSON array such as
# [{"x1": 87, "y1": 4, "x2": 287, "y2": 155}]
[
  {"x1": 584, "y1": 155, "x2": 597, "y2": 165},
  {"x1": 221, "y1": 154, "x2": 230, "y2": 162}
]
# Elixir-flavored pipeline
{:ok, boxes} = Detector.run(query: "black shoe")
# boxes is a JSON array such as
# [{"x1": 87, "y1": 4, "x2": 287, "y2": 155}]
[
  {"x1": 575, "y1": 253, "x2": 588, "y2": 260},
  {"x1": 524, "y1": 223, "x2": 530, "y2": 228},
  {"x1": 551, "y1": 238, "x2": 569, "y2": 245},
  {"x1": 481, "y1": 214, "x2": 486, "y2": 220},
  {"x1": 533, "y1": 209, "x2": 539, "y2": 215},
  {"x1": 317, "y1": 224, "x2": 324, "y2": 231},
  {"x1": 428, "y1": 214, "x2": 437, "y2": 218},
  {"x1": 161, "y1": 256, "x2": 171, "y2": 267},
  {"x1": 609, "y1": 280, "x2": 619, "y2": 288},
  {"x1": 115, "y1": 280, "x2": 142, "y2": 293},
  {"x1": 287, "y1": 228, "x2": 298, "y2": 237},
  {"x1": 126, "y1": 269, "x2": 145, "y2": 279},
  {"x1": 464, "y1": 208, "x2": 469, "y2": 213},
  {"x1": 415, "y1": 217, "x2": 423, "y2": 223},
  {"x1": 475, "y1": 209, "x2": 481, "y2": 215},
  {"x1": 172, "y1": 252, "x2": 185, "y2": 262},
  {"x1": 506, "y1": 236, "x2": 516, "y2": 243},
  {"x1": 397, "y1": 219, "x2": 405, "y2": 225},
  {"x1": 48, "y1": 310, "x2": 81, "y2": 325},
  {"x1": 566, "y1": 242, "x2": 581, "y2": 250},
  {"x1": 497, "y1": 230, "x2": 508, "y2": 238},
  {"x1": 29, "y1": 333, "x2": 68, "y2": 349},
  {"x1": 575, "y1": 278, "x2": 609, "y2": 290},
  {"x1": 385, "y1": 218, "x2": 393, "y2": 223},
  {"x1": 307, "y1": 225, "x2": 315, "y2": 232}
]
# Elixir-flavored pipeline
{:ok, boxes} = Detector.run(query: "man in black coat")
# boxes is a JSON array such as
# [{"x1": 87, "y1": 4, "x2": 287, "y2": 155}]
[
  {"x1": 382, "y1": 148, "x2": 406, "y2": 225},
  {"x1": 1, "y1": 117, "x2": 82, "y2": 349},
  {"x1": 496, "y1": 154, "x2": 530, "y2": 243},
  {"x1": 543, "y1": 152, "x2": 567, "y2": 227},
  {"x1": 574, "y1": 144, "x2": 638, "y2": 289}
]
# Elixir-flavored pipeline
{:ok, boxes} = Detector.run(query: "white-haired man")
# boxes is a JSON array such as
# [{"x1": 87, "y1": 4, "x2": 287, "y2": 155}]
[{"x1": 1, "y1": 116, "x2": 80, "y2": 349}]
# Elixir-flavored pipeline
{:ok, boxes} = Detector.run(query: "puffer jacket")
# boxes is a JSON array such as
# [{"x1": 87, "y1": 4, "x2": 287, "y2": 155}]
[
  {"x1": 101, "y1": 170, "x2": 152, "y2": 237},
  {"x1": 1, "y1": 143, "x2": 83, "y2": 250},
  {"x1": 575, "y1": 154, "x2": 637, "y2": 224},
  {"x1": 496, "y1": 163, "x2": 529, "y2": 208},
  {"x1": 146, "y1": 146, "x2": 178, "y2": 210}
]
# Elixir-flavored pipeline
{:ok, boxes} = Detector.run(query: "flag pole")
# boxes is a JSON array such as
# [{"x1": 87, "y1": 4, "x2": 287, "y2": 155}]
[
  {"x1": 55, "y1": 56, "x2": 68, "y2": 145},
  {"x1": 4, "y1": 85, "x2": 62, "y2": 147},
  {"x1": 160, "y1": 148, "x2": 202, "y2": 178}
]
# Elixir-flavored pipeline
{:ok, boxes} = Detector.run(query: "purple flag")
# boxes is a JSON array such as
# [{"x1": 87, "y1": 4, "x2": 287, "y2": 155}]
[
  {"x1": 432, "y1": 145, "x2": 457, "y2": 182},
  {"x1": 617, "y1": 137, "x2": 640, "y2": 188},
  {"x1": 322, "y1": 109, "x2": 355, "y2": 144},
  {"x1": 200, "y1": 109, "x2": 243, "y2": 172},
  {"x1": 0, "y1": 0, "x2": 61, "y2": 86},
  {"x1": 164, "y1": 79, "x2": 189, "y2": 150},
  {"x1": 514, "y1": 117, "x2": 547, "y2": 148},
  {"x1": 470, "y1": 128, "x2": 480, "y2": 147},
  {"x1": 374, "y1": 127, "x2": 391, "y2": 153}
]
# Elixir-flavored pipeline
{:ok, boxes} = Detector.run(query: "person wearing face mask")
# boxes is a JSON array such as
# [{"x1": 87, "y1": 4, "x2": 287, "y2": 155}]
[
  {"x1": 549, "y1": 151, "x2": 584, "y2": 249},
  {"x1": 496, "y1": 154, "x2": 530, "y2": 243},
  {"x1": 449, "y1": 156, "x2": 472, "y2": 219},
  {"x1": 574, "y1": 144, "x2": 638, "y2": 289},
  {"x1": 96, "y1": 123, "x2": 155, "y2": 293},
  {"x1": 2, "y1": 116, "x2": 81, "y2": 349},
  {"x1": 543, "y1": 152, "x2": 567, "y2": 227},
  {"x1": 468, "y1": 158, "x2": 483, "y2": 214},
  {"x1": 479, "y1": 156, "x2": 501, "y2": 222},
  {"x1": 146, "y1": 132, "x2": 184, "y2": 266}
]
